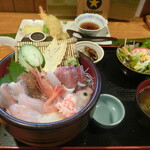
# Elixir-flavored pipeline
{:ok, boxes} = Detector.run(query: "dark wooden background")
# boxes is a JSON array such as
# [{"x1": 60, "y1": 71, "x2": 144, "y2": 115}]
[
  {"x1": 0, "y1": 0, "x2": 46, "y2": 13},
  {"x1": 0, "y1": 0, "x2": 149, "y2": 18}
]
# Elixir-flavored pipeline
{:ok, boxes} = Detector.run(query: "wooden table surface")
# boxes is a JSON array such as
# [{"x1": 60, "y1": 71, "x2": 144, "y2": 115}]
[{"x1": 0, "y1": 12, "x2": 150, "y2": 39}]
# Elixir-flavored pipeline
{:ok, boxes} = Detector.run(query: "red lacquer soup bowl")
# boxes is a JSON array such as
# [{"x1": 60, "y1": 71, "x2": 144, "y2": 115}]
[
  {"x1": 0, "y1": 52, "x2": 101, "y2": 147},
  {"x1": 136, "y1": 79, "x2": 150, "y2": 130}
]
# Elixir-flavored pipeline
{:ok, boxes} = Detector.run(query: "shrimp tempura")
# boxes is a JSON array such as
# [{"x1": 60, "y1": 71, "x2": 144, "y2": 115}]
[{"x1": 39, "y1": 6, "x2": 68, "y2": 40}]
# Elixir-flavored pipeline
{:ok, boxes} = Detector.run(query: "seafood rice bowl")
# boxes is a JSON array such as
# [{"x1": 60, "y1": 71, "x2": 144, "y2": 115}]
[{"x1": 0, "y1": 41, "x2": 101, "y2": 146}]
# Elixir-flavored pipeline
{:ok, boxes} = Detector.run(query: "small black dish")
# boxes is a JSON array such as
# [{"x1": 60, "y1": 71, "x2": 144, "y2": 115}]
[
  {"x1": 29, "y1": 31, "x2": 46, "y2": 42},
  {"x1": 21, "y1": 32, "x2": 53, "y2": 42}
]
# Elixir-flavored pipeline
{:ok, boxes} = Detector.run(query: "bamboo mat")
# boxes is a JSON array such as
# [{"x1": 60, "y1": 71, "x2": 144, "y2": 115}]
[
  {"x1": 16, "y1": 37, "x2": 77, "y2": 47},
  {"x1": 15, "y1": 38, "x2": 78, "y2": 65}
]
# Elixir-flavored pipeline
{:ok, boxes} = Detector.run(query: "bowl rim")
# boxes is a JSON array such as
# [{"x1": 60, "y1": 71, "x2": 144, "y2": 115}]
[
  {"x1": 93, "y1": 94, "x2": 125, "y2": 127},
  {"x1": 0, "y1": 52, "x2": 101, "y2": 130},
  {"x1": 74, "y1": 13, "x2": 107, "y2": 32},
  {"x1": 0, "y1": 36, "x2": 16, "y2": 40},
  {"x1": 75, "y1": 41, "x2": 104, "y2": 63},
  {"x1": 116, "y1": 46, "x2": 150, "y2": 76},
  {"x1": 0, "y1": 36, "x2": 17, "y2": 46}
]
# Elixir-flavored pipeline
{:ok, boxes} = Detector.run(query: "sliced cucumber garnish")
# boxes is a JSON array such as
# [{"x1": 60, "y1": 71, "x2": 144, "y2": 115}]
[{"x1": 18, "y1": 44, "x2": 45, "y2": 69}]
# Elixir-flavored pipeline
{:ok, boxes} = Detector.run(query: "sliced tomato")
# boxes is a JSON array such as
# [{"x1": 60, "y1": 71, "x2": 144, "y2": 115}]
[{"x1": 131, "y1": 47, "x2": 150, "y2": 54}]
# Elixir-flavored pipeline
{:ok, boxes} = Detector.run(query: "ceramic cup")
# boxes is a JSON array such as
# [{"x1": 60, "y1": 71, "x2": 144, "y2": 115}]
[
  {"x1": 75, "y1": 13, "x2": 107, "y2": 36},
  {"x1": 92, "y1": 94, "x2": 125, "y2": 129}
]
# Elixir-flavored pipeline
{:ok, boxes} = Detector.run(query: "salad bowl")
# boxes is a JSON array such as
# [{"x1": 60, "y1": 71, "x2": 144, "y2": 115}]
[
  {"x1": 116, "y1": 41, "x2": 150, "y2": 80},
  {"x1": 0, "y1": 52, "x2": 101, "y2": 147}
]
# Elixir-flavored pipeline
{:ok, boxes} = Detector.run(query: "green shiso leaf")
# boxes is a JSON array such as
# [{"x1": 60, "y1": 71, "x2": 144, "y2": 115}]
[{"x1": 0, "y1": 57, "x2": 26, "y2": 85}]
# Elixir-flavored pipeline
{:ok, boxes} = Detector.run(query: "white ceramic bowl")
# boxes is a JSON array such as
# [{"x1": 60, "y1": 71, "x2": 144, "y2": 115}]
[
  {"x1": 0, "y1": 36, "x2": 17, "y2": 60},
  {"x1": 74, "y1": 13, "x2": 107, "y2": 36},
  {"x1": 92, "y1": 94, "x2": 125, "y2": 129},
  {"x1": 0, "y1": 36, "x2": 17, "y2": 47},
  {"x1": 75, "y1": 41, "x2": 104, "y2": 63}
]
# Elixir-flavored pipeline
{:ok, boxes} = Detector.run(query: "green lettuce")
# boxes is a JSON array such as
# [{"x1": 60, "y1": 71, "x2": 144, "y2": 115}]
[
  {"x1": 141, "y1": 42, "x2": 150, "y2": 49},
  {"x1": 128, "y1": 55, "x2": 139, "y2": 68}
]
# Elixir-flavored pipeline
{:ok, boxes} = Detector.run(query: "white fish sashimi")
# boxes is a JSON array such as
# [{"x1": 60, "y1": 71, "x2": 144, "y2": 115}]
[
  {"x1": 0, "y1": 84, "x2": 16, "y2": 108},
  {"x1": 0, "y1": 80, "x2": 28, "y2": 108},
  {"x1": 75, "y1": 87, "x2": 93, "y2": 111},
  {"x1": 8, "y1": 80, "x2": 29, "y2": 97},
  {"x1": 17, "y1": 93, "x2": 44, "y2": 113},
  {"x1": 0, "y1": 91, "x2": 9, "y2": 108},
  {"x1": 47, "y1": 70, "x2": 61, "y2": 88},
  {"x1": 8, "y1": 104, "x2": 42, "y2": 123},
  {"x1": 39, "y1": 112, "x2": 65, "y2": 123}
]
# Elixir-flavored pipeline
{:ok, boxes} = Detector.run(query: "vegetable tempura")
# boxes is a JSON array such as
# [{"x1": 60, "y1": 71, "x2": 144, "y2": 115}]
[{"x1": 39, "y1": 6, "x2": 69, "y2": 40}]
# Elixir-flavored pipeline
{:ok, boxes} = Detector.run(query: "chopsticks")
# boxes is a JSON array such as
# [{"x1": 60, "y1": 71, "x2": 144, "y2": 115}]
[{"x1": 67, "y1": 29, "x2": 118, "y2": 41}]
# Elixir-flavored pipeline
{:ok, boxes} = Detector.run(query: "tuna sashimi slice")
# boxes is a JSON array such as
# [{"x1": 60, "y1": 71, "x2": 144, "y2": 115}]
[{"x1": 54, "y1": 65, "x2": 86, "y2": 89}]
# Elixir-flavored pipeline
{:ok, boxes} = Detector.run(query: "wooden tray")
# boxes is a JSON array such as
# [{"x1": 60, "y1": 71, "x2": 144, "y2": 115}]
[{"x1": 1, "y1": 46, "x2": 150, "y2": 149}]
